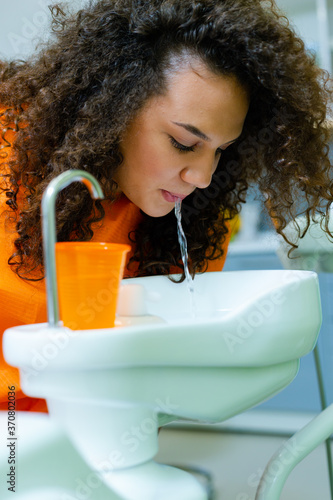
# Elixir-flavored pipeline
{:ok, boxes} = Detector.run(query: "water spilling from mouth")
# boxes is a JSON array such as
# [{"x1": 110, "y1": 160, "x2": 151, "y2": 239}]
[{"x1": 174, "y1": 199, "x2": 196, "y2": 316}]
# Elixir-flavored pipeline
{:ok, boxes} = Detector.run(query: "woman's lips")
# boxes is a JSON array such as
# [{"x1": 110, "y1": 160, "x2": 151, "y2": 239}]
[{"x1": 161, "y1": 190, "x2": 188, "y2": 202}]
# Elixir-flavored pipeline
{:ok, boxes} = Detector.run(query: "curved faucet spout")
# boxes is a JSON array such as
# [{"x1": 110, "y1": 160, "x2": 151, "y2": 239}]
[{"x1": 41, "y1": 170, "x2": 105, "y2": 327}]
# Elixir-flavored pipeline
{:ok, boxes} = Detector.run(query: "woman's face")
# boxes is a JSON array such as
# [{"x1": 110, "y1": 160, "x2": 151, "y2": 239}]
[{"x1": 114, "y1": 60, "x2": 250, "y2": 217}]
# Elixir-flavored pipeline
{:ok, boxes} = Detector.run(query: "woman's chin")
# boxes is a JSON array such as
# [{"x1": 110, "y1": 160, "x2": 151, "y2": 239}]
[{"x1": 140, "y1": 203, "x2": 175, "y2": 218}]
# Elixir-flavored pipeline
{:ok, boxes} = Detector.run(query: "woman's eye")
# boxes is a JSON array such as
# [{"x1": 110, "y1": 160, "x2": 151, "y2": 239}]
[{"x1": 169, "y1": 137, "x2": 195, "y2": 153}]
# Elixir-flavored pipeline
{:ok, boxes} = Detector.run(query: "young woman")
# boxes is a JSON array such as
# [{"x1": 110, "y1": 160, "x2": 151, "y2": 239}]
[{"x1": 0, "y1": 0, "x2": 332, "y2": 411}]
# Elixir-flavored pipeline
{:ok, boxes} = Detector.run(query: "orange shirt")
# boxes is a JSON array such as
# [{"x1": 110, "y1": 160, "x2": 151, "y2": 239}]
[{"x1": 0, "y1": 116, "x2": 230, "y2": 413}]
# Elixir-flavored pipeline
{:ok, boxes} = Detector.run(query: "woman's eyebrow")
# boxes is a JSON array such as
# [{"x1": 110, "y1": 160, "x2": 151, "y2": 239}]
[
  {"x1": 172, "y1": 121, "x2": 211, "y2": 141},
  {"x1": 172, "y1": 121, "x2": 240, "y2": 146}
]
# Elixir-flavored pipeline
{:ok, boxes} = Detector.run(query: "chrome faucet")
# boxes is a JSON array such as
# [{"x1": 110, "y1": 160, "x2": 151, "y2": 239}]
[{"x1": 41, "y1": 170, "x2": 105, "y2": 327}]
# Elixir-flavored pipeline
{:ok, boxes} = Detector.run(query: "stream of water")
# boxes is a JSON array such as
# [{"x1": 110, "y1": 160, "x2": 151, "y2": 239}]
[{"x1": 174, "y1": 199, "x2": 196, "y2": 316}]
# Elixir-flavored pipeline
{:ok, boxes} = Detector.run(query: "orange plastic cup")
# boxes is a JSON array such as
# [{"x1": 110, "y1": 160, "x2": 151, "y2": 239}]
[{"x1": 55, "y1": 242, "x2": 131, "y2": 330}]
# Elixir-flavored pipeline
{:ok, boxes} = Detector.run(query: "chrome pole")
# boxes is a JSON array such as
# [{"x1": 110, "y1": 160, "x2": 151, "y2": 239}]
[{"x1": 41, "y1": 170, "x2": 104, "y2": 327}]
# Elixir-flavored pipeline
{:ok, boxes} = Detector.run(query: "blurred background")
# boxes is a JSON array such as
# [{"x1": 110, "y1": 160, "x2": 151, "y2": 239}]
[
  {"x1": 1, "y1": 1, "x2": 333, "y2": 498},
  {"x1": 1, "y1": 0, "x2": 333, "y2": 71}
]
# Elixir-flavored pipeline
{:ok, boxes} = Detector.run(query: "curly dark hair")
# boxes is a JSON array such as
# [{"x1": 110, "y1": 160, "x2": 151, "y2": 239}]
[{"x1": 0, "y1": 0, "x2": 332, "y2": 281}]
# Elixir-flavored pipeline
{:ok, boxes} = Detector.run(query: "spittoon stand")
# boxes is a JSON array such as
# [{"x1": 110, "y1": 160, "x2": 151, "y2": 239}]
[{"x1": 0, "y1": 171, "x2": 323, "y2": 500}]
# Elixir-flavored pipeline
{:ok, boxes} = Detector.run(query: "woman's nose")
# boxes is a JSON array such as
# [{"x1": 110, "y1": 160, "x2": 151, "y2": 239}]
[{"x1": 180, "y1": 156, "x2": 217, "y2": 189}]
